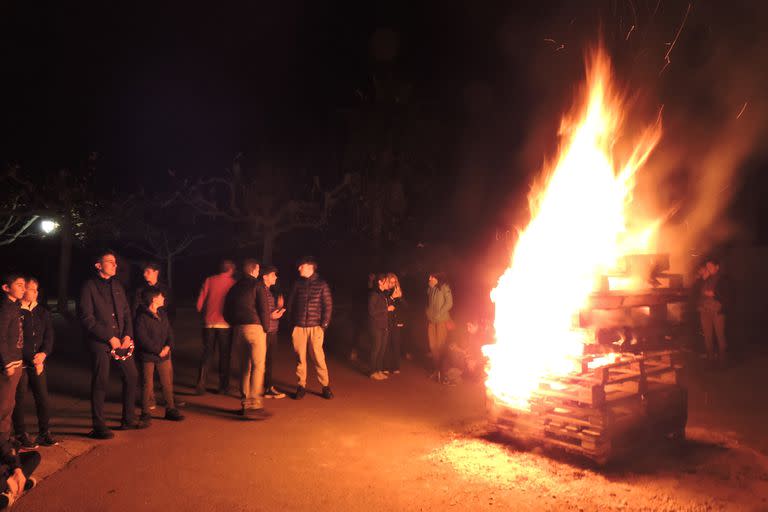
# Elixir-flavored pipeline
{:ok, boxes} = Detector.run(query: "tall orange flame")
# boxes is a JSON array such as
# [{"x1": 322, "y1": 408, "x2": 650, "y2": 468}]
[{"x1": 483, "y1": 49, "x2": 662, "y2": 411}]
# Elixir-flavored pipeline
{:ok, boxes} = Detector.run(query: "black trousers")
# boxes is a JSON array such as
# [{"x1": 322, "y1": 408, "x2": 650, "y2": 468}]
[
  {"x1": 12, "y1": 366, "x2": 50, "y2": 436},
  {"x1": 89, "y1": 344, "x2": 138, "y2": 430},
  {"x1": 384, "y1": 326, "x2": 402, "y2": 371},
  {"x1": 264, "y1": 332, "x2": 278, "y2": 390},
  {"x1": 196, "y1": 328, "x2": 232, "y2": 391}
]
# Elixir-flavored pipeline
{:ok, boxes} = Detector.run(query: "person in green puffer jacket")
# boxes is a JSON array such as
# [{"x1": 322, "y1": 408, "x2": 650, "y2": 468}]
[{"x1": 426, "y1": 272, "x2": 453, "y2": 381}]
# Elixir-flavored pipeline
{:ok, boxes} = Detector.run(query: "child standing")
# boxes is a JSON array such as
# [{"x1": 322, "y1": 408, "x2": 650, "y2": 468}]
[{"x1": 134, "y1": 289, "x2": 184, "y2": 426}]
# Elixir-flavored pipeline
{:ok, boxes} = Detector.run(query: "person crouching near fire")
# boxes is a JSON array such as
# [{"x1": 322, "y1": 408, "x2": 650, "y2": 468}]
[
  {"x1": 135, "y1": 289, "x2": 184, "y2": 426},
  {"x1": 12, "y1": 278, "x2": 56, "y2": 450}
]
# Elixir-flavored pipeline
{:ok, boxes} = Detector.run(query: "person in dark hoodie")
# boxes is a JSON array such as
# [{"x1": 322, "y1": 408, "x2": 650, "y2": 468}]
[
  {"x1": 224, "y1": 259, "x2": 271, "y2": 419},
  {"x1": 260, "y1": 266, "x2": 286, "y2": 399},
  {"x1": 0, "y1": 274, "x2": 25, "y2": 447},
  {"x1": 286, "y1": 256, "x2": 334, "y2": 400},
  {"x1": 79, "y1": 250, "x2": 143, "y2": 439},
  {"x1": 368, "y1": 274, "x2": 393, "y2": 381},
  {"x1": 12, "y1": 278, "x2": 56, "y2": 450},
  {"x1": 0, "y1": 439, "x2": 39, "y2": 508},
  {"x1": 134, "y1": 288, "x2": 183, "y2": 426}
]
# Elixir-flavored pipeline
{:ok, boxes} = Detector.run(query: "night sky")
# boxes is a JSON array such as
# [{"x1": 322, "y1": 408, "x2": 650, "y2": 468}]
[{"x1": 2, "y1": 1, "x2": 767, "y2": 241}]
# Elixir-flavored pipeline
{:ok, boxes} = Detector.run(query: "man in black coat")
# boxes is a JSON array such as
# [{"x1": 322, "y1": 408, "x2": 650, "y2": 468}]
[
  {"x1": 223, "y1": 259, "x2": 271, "y2": 419},
  {"x1": 286, "y1": 256, "x2": 333, "y2": 400},
  {"x1": 79, "y1": 250, "x2": 144, "y2": 439}
]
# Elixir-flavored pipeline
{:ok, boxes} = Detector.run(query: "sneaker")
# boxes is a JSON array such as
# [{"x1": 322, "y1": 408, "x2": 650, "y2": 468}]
[
  {"x1": 264, "y1": 386, "x2": 286, "y2": 399},
  {"x1": 88, "y1": 428, "x2": 115, "y2": 440},
  {"x1": 35, "y1": 431, "x2": 59, "y2": 447},
  {"x1": 14, "y1": 433, "x2": 39, "y2": 451},
  {"x1": 321, "y1": 386, "x2": 334, "y2": 400},
  {"x1": 23, "y1": 476, "x2": 37, "y2": 491},
  {"x1": 120, "y1": 420, "x2": 150, "y2": 430},
  {"x1": 370, "y1": 372, "x2": 384, "y2": 380},
  {"x1": 175, "y1": 398, "x2": 187, "y2": 408},
  {"x1": 294, "y1": 386, "x2": 306, "y2": 400},
  {"x1": 243, "y1": 408, "x2": 272, "y2": 420},
  {"x1": 0, "y1": 492, "x2": 14, "y2": 508},
  {"x1": 382, "y1": 370, "x2": 390, "y2": 375},
  {"x1": 139, "y1": 412, "x2": 153, "y2": 426},
  {"x1": 194, "y1": 386, "x2": 207, "y2": 396},
  {"x1": 392, "y1": 370, "x2": 401, "y2": 374},
  {"x1": 165, "y1": 408, "x2": 185, "y2": 421}
]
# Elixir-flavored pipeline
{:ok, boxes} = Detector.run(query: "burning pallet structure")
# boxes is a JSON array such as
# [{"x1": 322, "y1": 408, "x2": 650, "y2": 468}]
[{"x1": 489, "y1": 254, "x2": 689, "y2": 464}]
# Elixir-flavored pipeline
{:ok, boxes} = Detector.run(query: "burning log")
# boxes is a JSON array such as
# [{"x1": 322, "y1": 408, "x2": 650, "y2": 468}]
[{"x1": 488, "y1": 350, "x2": 687, "y2": 465}]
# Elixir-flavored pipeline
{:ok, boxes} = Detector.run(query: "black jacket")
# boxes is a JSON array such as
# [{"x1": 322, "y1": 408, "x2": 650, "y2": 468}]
[
  {"x1": 20, "y1": 303, "x2": 54, "y2": 364},
  {"x1": 223, "y1": 275, "x2": 270, "y2": 327},
  {"x1": 0, "y1": 297, "x2": 23, "y2": 370},
  {"x1": 134, "y1": 307, "x2": 174, "y2": 363},
  {"x1": 132, "y1": 281, "x2": 175, "y2": 322},
  {"x1": 368, "y1": 289, "x2": 389, "y2": 330},
  {"x1": 287, "y1": 274, "x2": 333, "y2": 329},
  {"x1": 79, "y1": 276, "x2": 133, "y2": 349}
]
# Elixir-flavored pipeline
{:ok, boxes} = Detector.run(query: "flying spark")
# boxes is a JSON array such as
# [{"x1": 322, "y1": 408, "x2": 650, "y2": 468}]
[{"x1": 736, "y1": 102, "x2": 748, "y2": 119}]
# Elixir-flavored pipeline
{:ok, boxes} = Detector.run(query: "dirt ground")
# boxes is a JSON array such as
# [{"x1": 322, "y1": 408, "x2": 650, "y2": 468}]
[{"x1": 11, "y1": 309, "x2": 768, "y2": 511}]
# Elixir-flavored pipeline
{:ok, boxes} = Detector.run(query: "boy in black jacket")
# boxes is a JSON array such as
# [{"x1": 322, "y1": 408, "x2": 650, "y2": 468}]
[
  {"x1": 12, "y1": 278, "x2": 56, "y2": 450},
  {"x1": 0, "y1": 274, "x2": 25, "y2": 446},
  {"x1": 134, "y1": 289, "x2": 183, "y2": 425}
]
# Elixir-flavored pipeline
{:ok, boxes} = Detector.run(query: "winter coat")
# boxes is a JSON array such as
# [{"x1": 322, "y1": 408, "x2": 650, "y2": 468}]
[
  {"x1": 134, "y1": 307, "x2": 174, "y2": 363},
  {"x1": 20, "y1": 303, "x2": 54, "y2": 364},
  {"x1": 223, "y1": 275, "x2": 271, "y2": 327},
  {"x1": 368, "y1": 289, "x2": 390, "y2": 330},
  {"x1": 79, "y1": 276, "x2": 134, "y2": 350},
  {"x1": 0, "y1": 297, "x2": 23, "y2": 371},
  {"x1": 426, "y1": 283, "x2": 453, "y2": 323},
  {"x1": 196, "y1": 272, "x2": 236, "y2": 327},
  {"x1": 287, "y1": 274, "x2": 333, "y2": 329}
]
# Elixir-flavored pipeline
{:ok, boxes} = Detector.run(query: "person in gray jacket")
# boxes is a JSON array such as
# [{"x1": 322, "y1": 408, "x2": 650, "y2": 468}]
[{"x1": 426, "y1": 272, "x2": 453, "y2": 382}]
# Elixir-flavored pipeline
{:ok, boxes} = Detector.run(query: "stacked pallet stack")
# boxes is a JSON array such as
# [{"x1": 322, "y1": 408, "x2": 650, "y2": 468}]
[{"x1": 490, "y1": 350, "x2": 687, "y2": 464}]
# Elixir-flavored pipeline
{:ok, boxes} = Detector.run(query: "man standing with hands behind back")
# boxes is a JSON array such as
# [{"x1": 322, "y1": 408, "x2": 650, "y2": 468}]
[{"x1": 79, "y1": 250, "x2": 143, "y2": 439}]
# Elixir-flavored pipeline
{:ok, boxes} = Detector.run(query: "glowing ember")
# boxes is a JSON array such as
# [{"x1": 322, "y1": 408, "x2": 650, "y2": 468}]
[{"x1": 483, "y1": 49, "x2": 662, "y2": 411}]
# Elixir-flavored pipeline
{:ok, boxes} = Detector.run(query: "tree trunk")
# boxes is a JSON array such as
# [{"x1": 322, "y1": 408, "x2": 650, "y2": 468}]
[
  {"x1": 262, "y1": 230, "x2": 276, "y2": 264},
  {"x1": 56, "y1": 217, "x2": 73, "y2": 316},
  {"x1": 166, "y1": 256, "x2": 173, "y2": 289}
]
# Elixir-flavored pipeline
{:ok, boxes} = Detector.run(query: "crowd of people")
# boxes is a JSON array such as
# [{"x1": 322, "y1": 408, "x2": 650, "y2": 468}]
[{"x1": 0, "y1": 250, "x2": 339, "y2": 507}]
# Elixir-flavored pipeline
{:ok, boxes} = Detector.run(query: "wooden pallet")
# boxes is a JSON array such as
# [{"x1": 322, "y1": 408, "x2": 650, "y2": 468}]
[{"x1": 489, "y1": 350, "x2": 688, "y2": 464}]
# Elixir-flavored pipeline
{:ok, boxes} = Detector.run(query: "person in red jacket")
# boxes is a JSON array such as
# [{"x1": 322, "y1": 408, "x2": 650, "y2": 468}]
[{"x1": 195, "y1": 260, "x2": 236, "y2": 395}]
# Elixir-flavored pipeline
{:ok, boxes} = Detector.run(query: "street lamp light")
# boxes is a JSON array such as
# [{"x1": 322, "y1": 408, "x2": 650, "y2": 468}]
[{"x1": 40, "y1": 219, "x2": 59, "y2": 234}]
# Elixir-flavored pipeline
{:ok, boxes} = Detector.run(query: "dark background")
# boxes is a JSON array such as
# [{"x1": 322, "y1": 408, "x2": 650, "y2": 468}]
[{"x1": 1, "y1": 1, "x2": 767, "y2": 324}]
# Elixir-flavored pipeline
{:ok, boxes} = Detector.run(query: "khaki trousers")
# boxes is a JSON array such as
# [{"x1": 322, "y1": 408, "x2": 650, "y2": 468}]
[
  {"x1": 427, "y1": 321, "x2": 449, "y2": 372},
  {"x1": 292, "y1": 326, "x2": 330, "y2": 387},
  {"x1": 700, "y1": 310, "x2": 727, "y2": 359},
  {"x1": 235, "y1": 325, "x2": 267, "y2": 409}
]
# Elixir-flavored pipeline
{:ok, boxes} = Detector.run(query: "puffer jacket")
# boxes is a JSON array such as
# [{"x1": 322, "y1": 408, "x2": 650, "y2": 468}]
[
  {"x1": 426, "y1": 283, "x2": 453, "y2": 323},
  {"x1": 287, "y1": 274, "x2": 332, "y2": 329},
  {"x1": 223, "y1": 275, "x2": 270, "y2": 327}
]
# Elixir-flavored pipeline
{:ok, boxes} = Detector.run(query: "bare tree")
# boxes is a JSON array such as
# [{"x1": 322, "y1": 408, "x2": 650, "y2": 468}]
[{"x1": 166, "y1": 156, "x2": 354, "y2": 263}]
